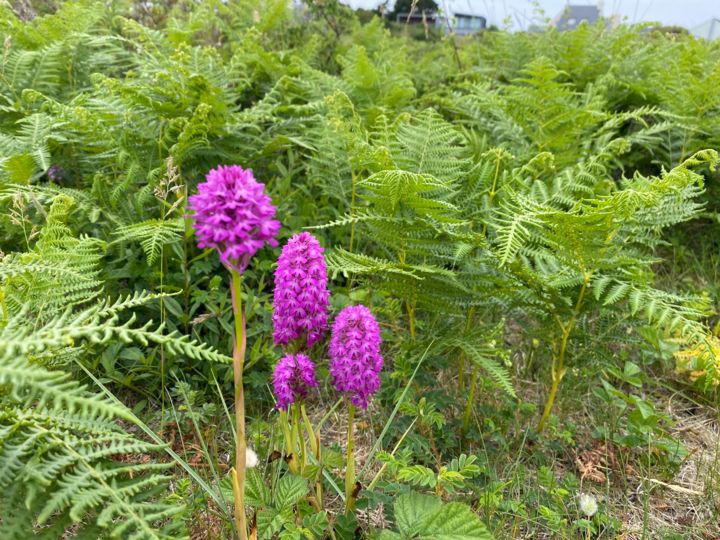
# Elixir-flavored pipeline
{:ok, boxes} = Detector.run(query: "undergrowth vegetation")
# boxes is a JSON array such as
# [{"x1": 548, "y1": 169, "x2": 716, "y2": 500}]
[{"x1": 1, "y1": 0, "x2": 719, "y2": 538}]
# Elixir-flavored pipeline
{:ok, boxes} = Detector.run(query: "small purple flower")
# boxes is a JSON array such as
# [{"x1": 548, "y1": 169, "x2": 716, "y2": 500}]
[
  {"x1": 329, "y1": 305, "x2": 383, "y2": 409},
  {"x1": 47, "y1": 165, "x2": 64, "y2": 182},
  {"x1": 188, "y1": 165, "x2": 281, "y2": 273},
  {"x1": 273, "y1": 232, "x2": 330, "y2": 349},
  {"x1": 272, "y1": 353, "x2": 319, "y2": 410}
]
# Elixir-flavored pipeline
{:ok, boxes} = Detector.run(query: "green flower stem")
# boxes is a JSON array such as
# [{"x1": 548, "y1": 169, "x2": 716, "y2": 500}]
[
  {"x1": 300, "y1": 403, "x2": 323, "y2": 509},
  {"x1": 279, "y1": 409, "x2": 297, "y2": 473},
  {"x1": 345, "y1": 402, "x2": 357, "y2": 514},
  {"x1": 300, "y1": 403, "x2": 318, "y2": 458},
  {"x1": 292, "y1": 403, "x2": 306, "y2": 471},
  {"x1": 230, "y1": 269, "x2": 247, "y2": 540}
]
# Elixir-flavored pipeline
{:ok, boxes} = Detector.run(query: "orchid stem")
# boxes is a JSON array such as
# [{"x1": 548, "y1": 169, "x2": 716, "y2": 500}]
[
  {"x1": 292, "y1": 403, "x2": 306, "y2": 472},
  {"x1": 230, "y1": 269, "x2": 247, "y2": 540},
  {"x1": 300, "y1": 403, "x2": 318, "y2": 457},
  {"x1": 301, "y1": 403, "x2": 323, "y2": 508},
  {"x1": 345, "y1": 402, "x2": 356, "y2": 514},
  {"x1": 279, "y1": 409, "x2": 296, "y2": 472}
]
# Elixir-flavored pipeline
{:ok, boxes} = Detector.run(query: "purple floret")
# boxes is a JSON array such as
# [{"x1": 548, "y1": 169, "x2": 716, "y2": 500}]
[
  {"x1": 188, "y1": 165, "x2": 280, "y2": 273},
  {"x1": 272, "y1": 353, "x2": 319, "y2": 410},
  {"x1": 273, "y1": 232, "x2": 330, "y2": 349},
  {"x1": 47, "y1": 165, "x2": 64, "y2": 182},
  {"x1": 329, "y1": 305, "x2": 383, "y2": 409}
]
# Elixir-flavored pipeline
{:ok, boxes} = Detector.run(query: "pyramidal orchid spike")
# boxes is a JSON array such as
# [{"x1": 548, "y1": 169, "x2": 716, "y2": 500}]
[
  {"x1": 329, "y1": 304, "x2": 383, "y2": 409},
  {"x1": 188, "y1": 165, "x2": 280, "y2": 273},
  {"x1": 272, "y1": 353, "x2": 319, "y2": 410},
  {"x1": 273, "y1": 232, "x2": 330, "y2": 349}
]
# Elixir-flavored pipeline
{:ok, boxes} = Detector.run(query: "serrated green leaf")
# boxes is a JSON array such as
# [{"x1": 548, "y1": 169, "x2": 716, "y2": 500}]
[
  {"x1": 418, "y1": 502, "x2": 493, "y2": 539},
  {"x1": 258, "y1": 507, "x2": 289, "y2": 540},
  {"x1": 393, "y1": 492, "x2": 441, "y2": 536},
  {"x1": 333, "y1": 513, "x2": 358, "y2": 540},
  {"x1": 274, "y1": 475, "x2": 307, "y2": 509},
  {"x1": 246, "y1": 469, "x2": 271, "y2": 507},
  {"x1": 389, "y1": 493, "x2": 493, "y2": 540},
  {"x1": 397, "y1": 465, "x2": 437, "y2": 488},
  {"x1": 302, "y1": 511, "x2": 329, "y2": 538}
]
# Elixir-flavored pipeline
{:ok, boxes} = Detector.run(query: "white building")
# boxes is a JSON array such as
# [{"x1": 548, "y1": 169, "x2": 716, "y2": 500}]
[{"x1": 395, "y1": 10, "x2": 486, "y2": 35}]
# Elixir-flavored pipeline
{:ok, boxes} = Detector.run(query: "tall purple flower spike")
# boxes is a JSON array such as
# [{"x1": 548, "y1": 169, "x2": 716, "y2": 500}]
[
  {"x1": 329, "y1": 305, "x2": 383, "y2": 409},
  {"x1": 272, "y1": 353, "x2": 319, "y2": 410},
  {"x1": 273, "y1": 232, "x2": 330, "y2": 349},
  {"x1": 188, "y1": 165, "x2": 280, "y2": 273}
]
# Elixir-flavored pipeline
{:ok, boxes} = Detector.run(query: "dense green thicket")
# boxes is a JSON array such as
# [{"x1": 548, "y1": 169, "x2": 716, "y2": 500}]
[{"x1": 1, "y1": 1, "x2": 719, "y2": 538}]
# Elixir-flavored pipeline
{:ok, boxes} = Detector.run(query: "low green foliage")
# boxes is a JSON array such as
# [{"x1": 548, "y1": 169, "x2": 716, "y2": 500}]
[
  {"x1": 1, "y1": 0, "x2": 719, "y2": 538},
  {"x1": 378, "y1": 492, "x2": 492, "y2": 540}
]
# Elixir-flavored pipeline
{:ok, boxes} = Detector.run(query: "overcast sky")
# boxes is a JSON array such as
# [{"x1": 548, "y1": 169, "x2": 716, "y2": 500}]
[{"x1": 343, "y1": 0, "x2": 718, "y2": 31}]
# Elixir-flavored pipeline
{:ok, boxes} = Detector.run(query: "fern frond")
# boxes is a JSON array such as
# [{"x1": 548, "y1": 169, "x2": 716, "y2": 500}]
[
  {"x1": 0, "y1": 407, "x2": 184, "y2": 539},
  {"x1": 326, "y1": 247, "x2": 453, "y2": 281},
  {"x1": 390, "y1": 109, "x2": 470, "y2": 182},
  {"x1": 358, "y1": 169, "x2": 458, "y2": 220},
  {"x1": 1, "y1": 195, "x2": 104, "y2": 316},
  {"x1": 113, "y1": 218, "x2": 184, "y2": 266},
  {"x1": 446, "y1": 338, "x2": 515, "y2": 398}
]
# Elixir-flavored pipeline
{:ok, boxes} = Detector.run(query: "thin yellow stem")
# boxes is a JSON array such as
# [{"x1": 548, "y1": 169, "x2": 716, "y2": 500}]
[
  {"x1": 537, "y1": 272, "x2": 591, "y2": 432},
  {"x1": 368, "y1": 418, "x2": 417, "y2": 491},
  {"x1": 230, "y1": 270, "x2": 248, "y2": 540},
  {"x1": 537, "y1": 221, "x2": 620, "y2": 432},
  {"x1": 536, "y1": 359, "x2": 563, "y2": 433}
]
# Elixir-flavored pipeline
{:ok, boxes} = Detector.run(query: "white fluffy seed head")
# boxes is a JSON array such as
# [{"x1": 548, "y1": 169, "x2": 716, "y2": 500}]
[
  {"x1": 245, "y1": 448, "x2": 258, "y2": 468},
  {"x1": 578, "y1": 493, "x2": 598, "y2": 517}
]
